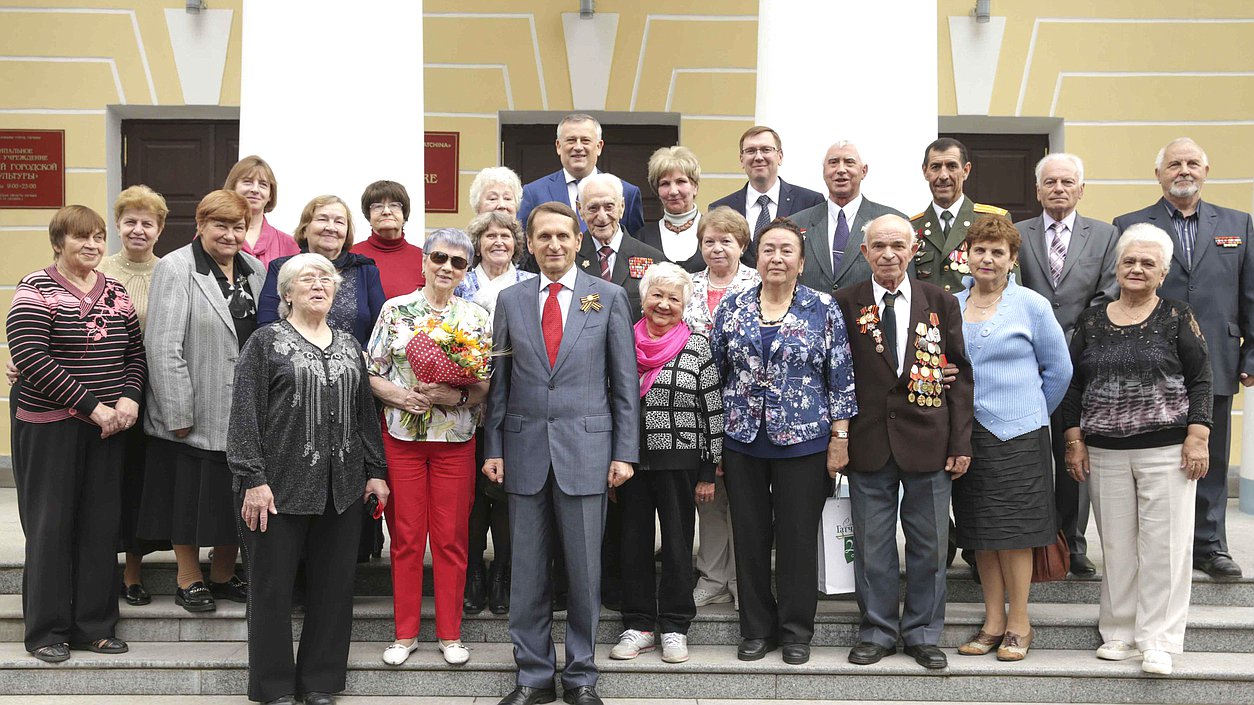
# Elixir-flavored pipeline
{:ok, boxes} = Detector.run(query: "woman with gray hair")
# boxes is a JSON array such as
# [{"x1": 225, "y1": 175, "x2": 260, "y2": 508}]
[
  {"x1": 1062, "y1": 223, "x2": 1212, "y2": 676},
  {"x1": 610, "y1": 262, "x2": 724, "y2": 665},
  {"x1": 229, "y1": 253, "x2": 389, "y2": 705},
  {"x1": 469, "y1": 166, "x2": 523, "y2": 218},
  {"x1": 635, "y1": 146, "x2": 706, "y2": 272},
  {"x1": 365, "y1": 228, "x2": 492, "y2": 666}
]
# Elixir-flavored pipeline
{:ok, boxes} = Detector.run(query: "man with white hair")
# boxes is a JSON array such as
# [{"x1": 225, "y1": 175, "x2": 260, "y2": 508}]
[
  {"x1": 1015, "y1": 152, "x2": 1120, "y2": 576},
  {"x1": 576, "y1": 173, "x2": 667, "y2": 324},
  {"x1": 1113, "y1": 137, "x2": 1254, "y2": 579}
]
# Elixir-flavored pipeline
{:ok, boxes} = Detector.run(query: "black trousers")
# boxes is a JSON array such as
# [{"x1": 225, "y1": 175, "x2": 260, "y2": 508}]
[
  {"x1": 723, "y1": 449, "x2": 828, "y2": 644},
  {"x1": 618, "y1": 468, "x2": 698, "y2": 634},
  {"x1": 1196, "y1": 394, "x2": 1233, "y2": 556},
  {"x1": 1049, "y1": 408, "x2": 1090, "y2": 558},
  {"x1": 12, "y1": 417, "x2": 123, "y2": 651},
  {"x1": 468, "y1": 434, "x2": 510, "y2": 563},
  {"x1": 238, "y1": 496, "x2": 361, "y2": 702}
]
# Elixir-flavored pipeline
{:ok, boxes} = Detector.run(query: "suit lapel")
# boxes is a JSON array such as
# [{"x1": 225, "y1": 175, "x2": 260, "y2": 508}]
[
  {"x1": 835, "y1": 208, "x2": 870, "y2": 283},
  {"x1": 192, "y1": 271, "x2": 236, "y2": 333},
  {"x1": 552, "y1": 271, "x2": 593, "y2": 373},
  {"x1": 856, "y1": 283, "x2": 899, "y2": 374},
  {"x1": 941, "y1": 198, "x2": 976, "y2": 255},
  {"x1": 808, "y1": 214, "x2": 834, "y2": 281},
  {"x1": 1147, "y1": 200, "x2": 1189, "y2": 271},
  {"x1": 516, "y1": 276, "x2": 548, "y2": 370},
  {"x1": 778, "y1": 179, "x2": 794, "y2": 217},
  {"x1": 1021, "y1": 217, "x2": 1049, "y2": 287},
  {"x1": 899, "y1": 285, "x2": 927, "y2": 384},
  {"x1": 1058, "y1": 216, "x2": 1089, "y2": 284},
  {"x1": 1192, "y1": 202, "x2": 1220, "y2": 270}
]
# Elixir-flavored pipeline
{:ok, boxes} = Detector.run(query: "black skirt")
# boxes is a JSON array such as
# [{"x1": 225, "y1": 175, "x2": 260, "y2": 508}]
[
  {"x1": 118, "y1": 426, "x2": 172, "y2": 555},
  {"x1": 952, "y1": 424, "x2": 1056, "y2": 551},
  {"x1": 136, "y1": 437, "x2": 239, "y2": 547}
]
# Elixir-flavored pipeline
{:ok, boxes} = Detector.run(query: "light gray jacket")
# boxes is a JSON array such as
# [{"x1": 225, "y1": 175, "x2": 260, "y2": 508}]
[{"x1": 143, "y1": 244, "x2": 265, "y2": 451}]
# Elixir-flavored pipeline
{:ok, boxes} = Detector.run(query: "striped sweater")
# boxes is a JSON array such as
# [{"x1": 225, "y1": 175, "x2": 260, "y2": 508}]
[{"x1": 6, "y1": 266, "x2": 146, "y2": 424}]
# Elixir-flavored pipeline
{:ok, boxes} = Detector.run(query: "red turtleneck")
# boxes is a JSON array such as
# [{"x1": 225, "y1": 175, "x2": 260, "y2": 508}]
[{"x1": 351, "y1": 231, "x2": 426, "y2": 300}]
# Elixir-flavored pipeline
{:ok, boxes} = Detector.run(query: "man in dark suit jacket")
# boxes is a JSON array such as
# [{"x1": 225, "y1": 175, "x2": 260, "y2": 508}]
[
  {"x1": 792, "y1": 141, "x2": 906, "y2": 292},
  {"x1": 517, "y1": 113, "x2": 645, "y2": 236},
  {"x1": 1015, "y1": 152, "x2": 1119, "y2": 576},
  {"x1": 483, "y1": 201, "x2": 638, "y2": 705},
  {"x1": 708, "y1": 125, "x2": 824, "y2": 265},
  {"x1": 1113, "y1": 137, "x2": 1254, "y2": 579},
  {"x1": 576, "y1": 174, "x2": 667, "y2": 324},
  {"x1": 834, "y1": 214, "x2": 973, "y2": 672}
]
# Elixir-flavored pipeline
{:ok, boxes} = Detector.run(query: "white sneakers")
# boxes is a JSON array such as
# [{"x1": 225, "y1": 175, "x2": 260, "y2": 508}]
[
  {"x1": 382, "y1": 640, "x2": 419, "y2": 665},
  {"x1": 610, "y1": 629, "x2": 656, "y2": 659},
  {"x1": 661, "y1": 632, "x2": 689, "y2": 663},
  {"x1": 1095, "y1": 640, "x2": 1139, "y2": 661},
  {"x1": 1141, "y1": 649, "x2": 1173, "y2": 675},
  {"x1": 692, "y1": 587, "x2": 733, "y2": 607},
  {"x1": 439, "y1": 639, "x2": 471, "y2": 665}
]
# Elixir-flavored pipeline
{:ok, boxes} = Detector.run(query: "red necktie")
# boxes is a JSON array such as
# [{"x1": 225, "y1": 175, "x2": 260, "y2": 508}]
[
  {"x1": 599, "y1": 245, "x2": 613, "y2": 280},
  {"x1": 542, "y1": 282, "x2": 563, "y2": 366}
]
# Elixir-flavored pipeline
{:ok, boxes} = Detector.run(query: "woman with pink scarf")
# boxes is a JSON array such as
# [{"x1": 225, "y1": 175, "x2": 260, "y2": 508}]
[{"x1": 609, "y1": 262, "x2": 724, "y2": 666}]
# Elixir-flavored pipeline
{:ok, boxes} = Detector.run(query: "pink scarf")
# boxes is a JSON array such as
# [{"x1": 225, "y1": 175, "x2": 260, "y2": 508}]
[{"x1": 634, "y1": 318, "x2": 691, "y2": 397}]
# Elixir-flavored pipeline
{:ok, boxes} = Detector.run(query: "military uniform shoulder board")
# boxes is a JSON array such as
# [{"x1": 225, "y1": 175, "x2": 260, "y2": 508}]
[
  {"x1": 910, "y1": 211, "x2": 928, "y2": 221},
  {"x1": 972, "y1": 203, "x2": 1009, "y2": 216}
]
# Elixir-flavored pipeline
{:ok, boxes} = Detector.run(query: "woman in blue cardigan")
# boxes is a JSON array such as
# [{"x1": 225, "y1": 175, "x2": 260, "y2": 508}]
[
  {"x1": 952, "y1": 216, "x2": 1071, "y2": 662},
  {"x1": 257, "y1": 195, "x2": 386, "y2": 347}
]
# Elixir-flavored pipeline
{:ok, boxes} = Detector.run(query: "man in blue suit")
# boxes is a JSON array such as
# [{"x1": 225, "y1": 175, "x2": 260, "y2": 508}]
[
  {"x1": 484, "y1": 201, "x2": 639, "y2": 705},
  {"x1": 1113, "y1": 137, "x2": 1254, "y2": 580},
  {"x1": 518, "y1": 113, "x2": 645, "y2": 236}
]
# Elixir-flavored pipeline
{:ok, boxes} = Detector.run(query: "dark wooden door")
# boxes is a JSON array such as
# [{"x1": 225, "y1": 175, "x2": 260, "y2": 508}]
[
  {"x1": 502, "y1": 122, "x2": 679, "y2": 224},
  {"x1": 941, "y1": 132, "x2": 1049, "y2": 223},
  {"x1": 122, "y1": 120, "x2": 239, "y2": 256}
]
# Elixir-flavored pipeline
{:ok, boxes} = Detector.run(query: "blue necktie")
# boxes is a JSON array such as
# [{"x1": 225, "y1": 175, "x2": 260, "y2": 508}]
[{"x1": 832, "y1": 210, "x2": 851, "y2": 273}]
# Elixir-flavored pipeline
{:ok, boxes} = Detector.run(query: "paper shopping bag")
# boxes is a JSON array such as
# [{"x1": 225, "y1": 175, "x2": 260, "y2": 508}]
[{"x1": 817, "y1": 477, "x2": 856, "y2": 595}]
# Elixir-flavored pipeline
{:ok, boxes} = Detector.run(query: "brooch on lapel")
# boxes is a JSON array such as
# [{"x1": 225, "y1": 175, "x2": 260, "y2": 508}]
[
  {"x1": 628, "y1": 257, "x2": 652, "y2": 279},
  {"x1": 1215, "y1": 235, "x2": 1243, "y2": 248},
  {"x1": 579, "y1": 293, "x2": 602, "y2": 313},
  {"x1": 857, "y1": 305, "x2": 885, "y2": 353},
  {"x1": 581, "y1": 259, "x2": 591, "y2": 268}
]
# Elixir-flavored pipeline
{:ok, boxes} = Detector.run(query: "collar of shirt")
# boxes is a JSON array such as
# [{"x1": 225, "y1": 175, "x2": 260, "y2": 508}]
[
  {"x1": 540, "y1": 265, "x2": 579, "y2": 292},
  {"x1": 933, "y1": 194, "x2": 966, "y2": 224},
  {"x1": 1042, "y1": 210, "x2": 1077, "y2": 234},
  {"x1": 828, "y1": 194, "x2": 864, "y2": 230},
  {"x1": 592, "y1": 227, "x2": 624, "y2": 254},
  {"x1": 746, "y1": 179, "x2": 782, "y2": 213},
  {"x1": 1163, "y1": 199, "x2": 1201, "y2": 221},
  {"x1": 538, "y1": 266, "x2": 579, "y2": 321},
  {"x1": 871, "y1": 275, "x2": 912, "y2": 310}
]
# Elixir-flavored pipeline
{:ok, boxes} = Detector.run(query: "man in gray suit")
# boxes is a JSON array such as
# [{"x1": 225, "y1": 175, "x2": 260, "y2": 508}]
[
  {"x1": 1113, "y1": 137, "x2": 1254, "y2": 579},
  {"x1": 1015, "y1": 152, "x2": 1119, "y2": 576},
  {"x1": 483, "y1": 201, "x2": 639, "y2": 705},
  {"x1": 792, "y1": 141, "x2": 905, "y2": 292}
]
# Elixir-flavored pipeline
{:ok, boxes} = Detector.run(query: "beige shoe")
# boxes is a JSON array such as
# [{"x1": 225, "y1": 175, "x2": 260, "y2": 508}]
[
  {"x1": 957, "y1": 630, "x2": 1003, "y2": 655},
  {"x1": 996, "y1": 629, "x2": 1033, "y2": 661}
]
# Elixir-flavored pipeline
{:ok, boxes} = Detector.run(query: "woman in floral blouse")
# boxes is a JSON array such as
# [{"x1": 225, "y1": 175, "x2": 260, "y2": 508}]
[
  {"x1": 366, "y1": 228, "x2": 491, "y2": 667},
  {"x1": 710, "y1": 217, "x2": 857, "y2": 666}
]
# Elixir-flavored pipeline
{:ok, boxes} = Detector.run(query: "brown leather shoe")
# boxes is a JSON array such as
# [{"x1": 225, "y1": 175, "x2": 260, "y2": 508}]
[
  {"x1": 957, "y1": 630, "x2": 1003, "y2": 655},
  {"x1": 997, "y1": 629, "x2": 1033, "y2": 661}
]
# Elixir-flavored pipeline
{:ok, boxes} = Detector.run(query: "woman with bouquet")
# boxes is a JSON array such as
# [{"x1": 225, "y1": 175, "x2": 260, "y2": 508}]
[{"x1": 365, "y1": 228, "x2": 492, "y2": 667}]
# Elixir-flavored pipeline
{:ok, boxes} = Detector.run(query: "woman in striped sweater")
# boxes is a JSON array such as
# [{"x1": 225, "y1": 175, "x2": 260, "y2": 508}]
[{"x1": 6, "y1": 205, "x2": 147, "y2": 663}]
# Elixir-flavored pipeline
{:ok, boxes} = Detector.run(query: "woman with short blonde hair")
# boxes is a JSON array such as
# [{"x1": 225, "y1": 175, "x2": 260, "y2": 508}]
[{"x1": 636, "y1": 146, "x2": 706, "y2": 272}]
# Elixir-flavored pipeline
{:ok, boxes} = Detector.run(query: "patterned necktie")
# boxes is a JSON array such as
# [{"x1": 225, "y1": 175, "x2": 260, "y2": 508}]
[
  {"x1": 1048, "y1": 222, "x2": 1067, "y2": 287},
  {"x1": 1172, "y1": 211, "x2": 1195, "y2": 269},
  {"x1": 832, "y1": 209, "x2": 851, "y2": 273},
  {"x1": 940, "y1": 210, "x2": 954, "y2": 236},
  {"x1": 598, "y1": 245, "x2": 613, "y2": 280},
  {"x1": 542, "y1": 282, "x2": 563, "y2": 366},
  {"x1": 754, "y1": 194, "x2": 772, "y2": 236},
  {"x1": 882, "y1": 291, "x2": 898, "y2": 372}
]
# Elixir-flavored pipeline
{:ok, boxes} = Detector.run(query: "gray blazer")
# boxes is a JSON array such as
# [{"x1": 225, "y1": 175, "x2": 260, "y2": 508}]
[
  {"x1": 143, "y1": 244, "x2": 265, "y2": 451},
  {"x1": 793, "y1": 197, "x2": 906, "y2": 292},
  {"x1": 1015, "y1": 213, "x2": 1119, "y2": 339},
  {"x1": 483, "y1": 268, "x2": 640, "y2": 496},
  {"x1": 1114, "y1": 198, "x2": 1254, "y2": 396}
]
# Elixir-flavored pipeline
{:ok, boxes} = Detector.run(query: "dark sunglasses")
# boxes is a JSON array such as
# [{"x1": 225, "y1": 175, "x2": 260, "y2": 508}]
[{"x1": 427, "y1": 250, "x2": 469, "y2": 270}]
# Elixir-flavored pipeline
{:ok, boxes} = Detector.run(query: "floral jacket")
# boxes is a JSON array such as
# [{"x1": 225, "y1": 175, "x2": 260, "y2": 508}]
[{"x1": 710, "y1": 284, "x2": 858, "y2": 446}]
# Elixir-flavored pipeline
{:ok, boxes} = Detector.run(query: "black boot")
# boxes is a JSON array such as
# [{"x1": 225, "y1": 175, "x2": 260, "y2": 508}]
[
  {"x1": 488, "y1": 558, "x2": 511, "y2": 614},
  {"x1": 463, "y1": 559, "x2": 487, "y2": 615}
]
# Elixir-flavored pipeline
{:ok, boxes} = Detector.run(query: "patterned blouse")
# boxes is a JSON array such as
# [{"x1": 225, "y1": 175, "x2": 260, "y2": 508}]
[
  {"x1": 1061, "y1": 298, "x2": 1212, "y2": 450},
  {"x1": 683, "y1": 263, "x2": 760, "y2": 337},
  {"x1": 710, "y1": 284, "x2": 858, "y2": 446},
  {"x1": 366, "y1": 291, "x2": 492, "y2": 443}
]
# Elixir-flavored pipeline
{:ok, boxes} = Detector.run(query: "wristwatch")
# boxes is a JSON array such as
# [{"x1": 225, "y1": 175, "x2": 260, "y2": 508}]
[{"x1": 456, "y1": 388, "x2": 470, "y2": 407}]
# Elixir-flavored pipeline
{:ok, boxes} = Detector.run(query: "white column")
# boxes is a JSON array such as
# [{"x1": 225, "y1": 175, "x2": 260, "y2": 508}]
[
  {"x1": 754, "y1": 1, "x2": 937, "y2": 211},
  {"x1": 239, "y1": 1, "x2": 424, "y2": 242}
]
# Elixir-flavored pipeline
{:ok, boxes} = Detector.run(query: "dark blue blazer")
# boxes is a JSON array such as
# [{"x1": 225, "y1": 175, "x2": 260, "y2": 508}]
[
  {"x1": 709, "y1": 178, "x2": 825, "y2": 266},
  {"x1": 518, "y1": 169, "x2": 645, "y2": 236},
  {"x1": 257, "y1": 249, "x2": 387, "y2": 347}
]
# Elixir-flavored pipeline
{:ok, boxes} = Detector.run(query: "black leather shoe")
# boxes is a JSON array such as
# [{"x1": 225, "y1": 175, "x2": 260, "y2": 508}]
[
  {"x1": 302, "y1": 693, "x2": 335, "y2": 705},
  {"x1": 264, "y1": 697, "x2": 295, "y2": 705},
  {"x1": 498, "y1": 685, "x2": 557, "y2": 705},
  {"x1": 175, "y1": 581, "x2": 216, "y2": 613},
  {"x1": 122, "y1": 583, "x2": 151, "y2": 606},
  {"x1": 562, "y1": 685, "x2": 603, "y2": 705},
  {"x1": 848, "y1": 641, "x2": 895, "y2": 665},
  {"x1": 464, "y1": 560, "x2": 487, "y2": 615},
  {"x1": 30, "y1": 643, "x2": 70, "y2": 663},
  {"x1": 1070, "y1": 554, "x2": 1097, "y2": 577},
  {"x1": 782, "y1": 643, "x2": 810, "y2": 664},
  {"x1": 488, "y1": 559, "x2": 511, "y2": 614},
  {"x1": 904, "y1": 643, "x2": 948, "y2": 669},
  {"x1": 736, "y1": 637, "x2": 778, "y2": 661},
  {"x1": 1195, "y1": 552, "x2": 1243, "y2": 578},
  {"x1": 551, "y1": 592, "x2": 568, "y2": 612},
  {"x1": 208, "y1": 575, "x2": 248, "y2": 603}
]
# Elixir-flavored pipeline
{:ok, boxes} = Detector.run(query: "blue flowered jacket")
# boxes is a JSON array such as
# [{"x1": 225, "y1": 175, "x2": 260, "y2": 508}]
[{"x1": 710, "y1": 284, "x2": 858, "y2": 446}]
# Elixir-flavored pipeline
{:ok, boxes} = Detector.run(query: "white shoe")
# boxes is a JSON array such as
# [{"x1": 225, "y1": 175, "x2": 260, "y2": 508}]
[
  {"x1": 382, "y1": 640, "x2": 419, "y2": 665},
  {"x1": 609, "y1": 629, "x2": 656, "y2": 660},
  {"x1": 692, "y1": 587, "x2": 733, "y2": 607},
  {"x1": 438, "y1": 640, "x2": 470, "y2": 665},
  {"x1": 1096, "y1": 640, "x2": 1139, "y2": 661},
  {"x1": 1141, "y1": 649, "x2": 1173, "y2": 675},
  {"x1": 661, "y1": 632, "x2": 689, "y2": 663}
]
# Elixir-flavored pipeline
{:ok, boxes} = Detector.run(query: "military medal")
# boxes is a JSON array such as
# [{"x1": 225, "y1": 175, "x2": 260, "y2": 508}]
[
  {"x1": 858, "y1": 305, "x2": 886, "y2": 353},
  {"x1": 628, "y1": 257, "x2": 653, "y2": 279},
  {"x1": 579, "y1": 293, "x2": 602, "y2": 313}
]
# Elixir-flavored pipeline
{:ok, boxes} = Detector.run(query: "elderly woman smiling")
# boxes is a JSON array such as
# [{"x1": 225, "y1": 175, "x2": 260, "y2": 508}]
[
  {"x1": 609, "y1": 262, "x2": 723, "y2": 665},
  {"x1": 470, "y1": 166, "x2": 523, "y2": 219},
  {"x1": 230, "y1": 253, "x2": 388, "y2": 705}
]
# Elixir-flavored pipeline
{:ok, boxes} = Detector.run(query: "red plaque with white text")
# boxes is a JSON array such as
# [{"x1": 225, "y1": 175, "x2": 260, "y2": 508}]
[
  {"x1": 0, "y1": 130, "x2": 65, "y2": 209},
  {"x1": 424, "y1": 131, "x2": 459, "y2": 213}
]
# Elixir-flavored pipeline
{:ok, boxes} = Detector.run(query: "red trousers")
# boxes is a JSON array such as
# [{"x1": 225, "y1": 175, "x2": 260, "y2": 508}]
[{"x1": 383, "y1": 433, "x2": 477, "y2": 640}]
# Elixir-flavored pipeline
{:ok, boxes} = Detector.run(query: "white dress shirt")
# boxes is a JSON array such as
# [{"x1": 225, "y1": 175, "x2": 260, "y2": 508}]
[
  {"x1": 745, "y1": 179, "x2": 782, "y2": 226},
  {"x1": 589, "y1": 227, "x2": 624, "y2": 275},
  {"x1": 871, "y1": 275, "x2": 912, "y2": 374},
  {"x1": 537, "y1": 266, "x2": 579, "y2": 324},
  {"x1": 827, "y1": 193, "x2": 864, "y2": 270},
  {"x1": 932, "y1": 194, "x2": 966, "y2": 228}
]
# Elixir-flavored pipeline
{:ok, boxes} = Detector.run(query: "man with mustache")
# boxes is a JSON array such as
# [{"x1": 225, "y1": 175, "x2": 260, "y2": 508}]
[{"x1": 1113, "y1": 137, "x2": 1254, "y2": 580}]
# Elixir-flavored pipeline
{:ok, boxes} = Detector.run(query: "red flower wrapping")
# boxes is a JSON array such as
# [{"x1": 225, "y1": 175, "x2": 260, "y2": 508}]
[{"x1": 405, "y1": 334, "x2": 482, "y2": 387}]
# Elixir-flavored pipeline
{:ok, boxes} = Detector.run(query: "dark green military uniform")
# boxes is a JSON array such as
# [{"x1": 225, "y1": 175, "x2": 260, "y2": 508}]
[{"x1": 909, "y1": 198, "x2": 1010, "y2": 294}]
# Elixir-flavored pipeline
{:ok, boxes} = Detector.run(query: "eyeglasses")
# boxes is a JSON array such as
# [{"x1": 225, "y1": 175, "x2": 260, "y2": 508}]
[
  {"x1": 427, "y1": 251, "x2": 469, "y2": 270},
  {"x1": 741, "y1": 146, "x2": 779, "y2": 157},
  {"x1": 295, "y1": 275, "x2": 337, "y2": 287},
  {"x1": 369, "y1": 202, "x2": 405, "y2": 214}
]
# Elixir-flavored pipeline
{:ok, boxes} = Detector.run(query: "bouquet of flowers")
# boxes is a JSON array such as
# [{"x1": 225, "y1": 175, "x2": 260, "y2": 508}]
[{"x1": 400, "y1": 314, "x2": 493, "y2": 434}]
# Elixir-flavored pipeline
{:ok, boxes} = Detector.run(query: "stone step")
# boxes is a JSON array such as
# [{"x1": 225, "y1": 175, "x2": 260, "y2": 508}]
[
  {"x1": 0, "y1": 699, "x2": 1150, "y2": 705},
  {"x1": 3, "y1": 595, "x2": 1252, "y2": 654},
  {"x1": 0, "y1": 641, "x2": 1251, "y2": 703}
]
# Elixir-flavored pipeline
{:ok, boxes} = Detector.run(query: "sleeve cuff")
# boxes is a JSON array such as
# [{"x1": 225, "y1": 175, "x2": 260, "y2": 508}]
[{"x1": 73, "y1": 393, "x2": 100, "y2": 418}]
